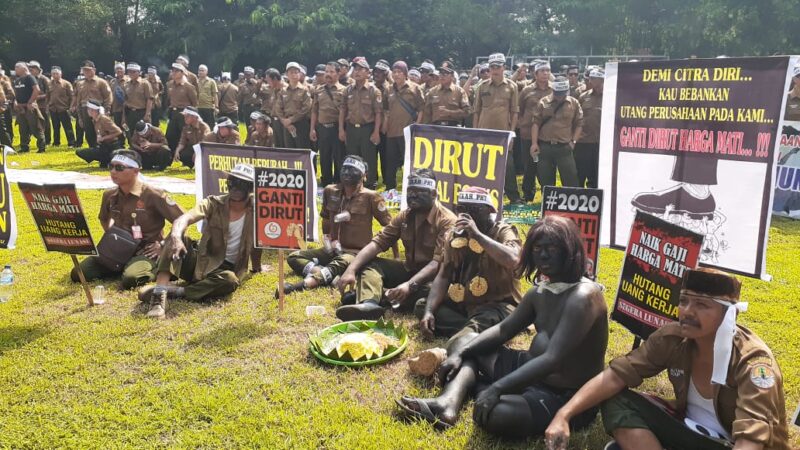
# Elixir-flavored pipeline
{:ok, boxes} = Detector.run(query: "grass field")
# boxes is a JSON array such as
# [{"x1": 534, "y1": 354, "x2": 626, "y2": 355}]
[{"x1": 0, "y1": 129, "x2": 797, "y2": 449}]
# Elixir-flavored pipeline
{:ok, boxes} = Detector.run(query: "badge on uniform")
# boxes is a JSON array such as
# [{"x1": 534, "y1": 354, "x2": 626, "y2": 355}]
[
  {"x1": 131, "y1": 225, "x2": 143, "y2": 240},
  {"x1": 750, "y1": 364, "x2": 776, "y2": 389}
]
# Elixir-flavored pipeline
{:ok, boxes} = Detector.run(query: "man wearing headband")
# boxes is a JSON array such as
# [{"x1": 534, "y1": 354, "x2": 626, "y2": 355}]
[
  {"x1": 276, "y1": 62, "x2": 312, "y2": 149},
  {"x1": 145, "y1": 67, "x2": 164, "y2": 127},
  {"x1": 784, "y1": 65, "x2": 800, "y2": 121},
  {"x1": 575, "y1": 69, "x2": 604, "y2": 189},
  {"x1": 245, "y1": 112, "x2": 273, "y2": 147},
  {"x1": 28, "y1": 61, "x2": 52, "y2": 146},
  {"x1": 382, "y1": 61, "x2": 424, "y2": 191},
  {"x1": 174, "y1": 106, "x2": 210, "y2": 168},
  {"x1": 545, "y1": 268, "x2": 789, "y2": 450},
  {"x1": 530, "y1": 76, "x2": 583, "y2": 189},
  {"x1": 110, "y1": 62, "x2": 129, "y2": 145},
  {"x1": 196, "y1": 64, "x2": 218, "y2": 126},
  {"x1": 408, "y1": 69, "x2": 422, "y2": 85},
  {"x1": 218, "y1": 72, "x2": 239, "y2": 126},
  {"x1": 337, "y1": 169, "x2": 456, "y2": 321},
  {"x1": 72, "y1": 60, "x2": 112, "y2": 148},
  {"x1": 203, "y1": 116, "x2": 241, "y2": 144},
  {"x1": 339, "y1": 57, "x2": 383, "y2": 189},
  {"x1": 165, "y1": 62, "x2": 198, "y2": 154},
  {"x1": 47, "y1": 66, "x2": 77, "y2": 148},
  {"x1": 284, "y1": 155, "x2": 392, "y2": 297},
  {"x1": 175, "y1": 55, "x2": 198, "y2": 88},
  {"x1": 518, "y1": 62, "x2": 553, "y2": 201},
  {"x1": 422, "y1": 65, "x2": 470, "y2": 127},
  {"x1": 123, "y1": 62, "x2": 153, "y2": 144},
  {"x1": 130, "y1": 120, "x2": 171, "y2": 170},
  {"x1": 398, "y1": 215, "x2": 607, "y2": 436},
  {"x1": 237, "y1": 66, "x2": 261, "y2": 126},
  {"x1": 418, "y1": 60, "x2": 437, "y2": 95},
  {"x1": 72, "y1": 149, "x2": 184, "y2": 289},
  {"x1": 12, "y1": 62, "x2": 47, "y2": 153},
  {"x1": 310, "y1": 61, "x2": 346, "y2": 186},
  {"x1": 139, "y1": 163, "x2": 266, "y2": 319},
  {"x1": 75, "y1": 99, "x2": 124, "y2": 167}
]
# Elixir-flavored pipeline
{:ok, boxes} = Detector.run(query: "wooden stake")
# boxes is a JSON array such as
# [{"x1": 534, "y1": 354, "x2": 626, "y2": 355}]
[
  {"x1": 71, "y1": 254, "x2": 94, "y2": 306},
  {"x1": 277, "y1": 249, "x2": 285, "y2": 313}
]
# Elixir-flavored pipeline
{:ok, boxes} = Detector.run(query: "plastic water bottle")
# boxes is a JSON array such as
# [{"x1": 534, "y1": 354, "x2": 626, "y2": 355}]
[{"x1": 0, "y1": 265, "x2": 14, "y2": 303}]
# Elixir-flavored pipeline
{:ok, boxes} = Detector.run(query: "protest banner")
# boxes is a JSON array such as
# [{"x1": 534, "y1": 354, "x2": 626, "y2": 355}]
[
  {"x1": 792, "y1": 401, "x2": 800, "y2": 429},
  {"x1": 502, "y1": 204, "x2": 539, "y2": 225},
  {"x1": 0, "y1": 146, "x2": 17, "y2": 249},
  {"x1": 195, "y1": 142, "x2": 317, "y2": 243},
  {"x1": 18, "y1": 182, "x2": 97, "y2": 304},
  {"x1": 401, "y1": 124, "x2": 514, "y2": 215},
  {"x1": 773, "y1": 120, "x2": 800, "y2": 219},
  {"x1": 599, "y1": 56, "x2": 800, "y2": 279},
  {"x1": 541, "y1": 186, "x2": 603, "y2": 278},
  {"x1": 611, "y1": 210, "x2": 704, "y2": 339}
]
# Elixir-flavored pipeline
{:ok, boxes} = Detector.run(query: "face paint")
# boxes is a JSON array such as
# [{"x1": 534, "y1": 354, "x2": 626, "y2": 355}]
[
  {"x1": 406, "y1": 187, "x2": 434, "y2": 211},
  {"x1": 530, "y1": 235, "x2": 566, "y2": 278},
  {"x1": 340, "y1": 165, "x2": 363, "y2": 186},
  {"x1": 227, "y1": 177, "x2": 252, "y2": 201}
]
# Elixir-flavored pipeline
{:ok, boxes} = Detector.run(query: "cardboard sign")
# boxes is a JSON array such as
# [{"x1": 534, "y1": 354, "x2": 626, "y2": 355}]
[
  {"x1": 0, "y1": 146, "x2": 17, "y2": 249},
  {"x1": 254, "y1": 168, "x2": 307, "y2": 250},
  {"x1": 541, "y1": 186, "x2": 603, "y2": 278},
  {"x1": 18, "y1": 183, "x2": 97, "y2": 255}
]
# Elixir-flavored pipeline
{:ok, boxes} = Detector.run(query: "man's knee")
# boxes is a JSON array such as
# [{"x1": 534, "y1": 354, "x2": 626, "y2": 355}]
[
  {"x1": 286, "y1": 251, "x2": 308, "y2": 275},
  {"x1": 217, "y1": 271, "x2": 241, "y2": 291},
  {"x1": 474, "y1": 398, "x2": 536, "y2": 438}
]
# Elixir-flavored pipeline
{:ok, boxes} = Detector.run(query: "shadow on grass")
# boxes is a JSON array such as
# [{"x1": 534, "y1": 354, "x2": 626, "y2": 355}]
[
  {"x1": 0, "y1": 324, "x2": 49, "y2": 355},
  {"x1": 186, "y1": 321, "x2": 274, "y2": 350}
]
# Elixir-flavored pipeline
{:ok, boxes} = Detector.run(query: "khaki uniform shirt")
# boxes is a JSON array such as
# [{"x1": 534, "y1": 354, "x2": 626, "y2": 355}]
[
  {"x1": 202, "y1": 130, "x2": 240, "y2": 145},
  {"x1": 321, "y1": 184, "x2": 392, "y2": 253},
  {"x1": 218, "y1": 82, "x2": 239, "y2": 114},
  {"x1": 185, "y1": 195, "x2": 255, "y2": 280},
  {"x1": 609, "y1": 322, "x2": 789, "y2": 450},
  {"x1": 474, "y1": 77, "x2": 519, "y2": 131},
  {"x1": 74, "y1": 76, "x2": 111, "y2": 110},
  {"x1": 147, "y1": 76, "x2": 163, "y2": 109},
  {"x1": 167, "y1": 80, "x2": 198, "y2": 109},
  {"x1": 384, "y1": 81, "x2": 424, "y2": 137},
  {"x1": 197, "y1": 77, "x2": 218, "y2": 110},
  {"x1": 0, "y1": 85, "x2": 5, "y2": 113},
  {"x1": 99, "y1": 180, "x2": 183, "y2": 247},
  {"x1": 179, "y1": 120, "x2": 211, "y2": 150},
  {"x1": 238, "y1": 78, "x2": 261, "y2": 108},
  {"x1": 518, "y1": 82, "x2": 551, "y2": 139},
  {"x1": 570, "y1": 82, "x2": 585, "y2": 99},
  {"x1": 47, "y1": 78, "x2": 73, "y2": 112},
  {"x1": 371, "y1": 201, "x2": 456, "y2": 272},
  {"x1": 277, "y1": 83, "x2": 312, "y2": 123},
  {"x1": 110, "y1": 76, "x2": 128, "y2": 113},
  {"x1": 257, "y1": 84, "x2": 279, "y2": 117},
  {"x1": 533, "y1": 94, "x2": 583, "y2": 143},
  {"x1": 343, "y1": 83, "x2": 382, "y2": 125},
  {"x1": 784, "y1": 92, "x2": 800, "y2": 121},
  {"x1": 423, "y1": 83, "x2": 470, "y2": 124},
  {"x1": 130, "y1": 127, "x2": 169, "y2": 153},
  {"x1": 312, "y1": 83, "x2": 345, "y2": 125},
  {"x1": 34, "y1": 74, "x2": 49, "y2": 110},
  {"x1": 0, "y1": 77, "x2": 14, "y2": 103},
  {"x1": 123, "y1": 78, "x2": 152, "y2": 110},
  {"x1": 185, "y1": 70, "x2": 199, "y2": 89},
  {"x1": 245, "y1": 127, "x2": 273, "y2": 147},
  {"x1": 93, "y1": 114, "x2": 122, "y2": 141},
  {"x1": 578, "y1": 89, "x2": 603, "y2": 143},
  {"x1": 442, "y1": 222, "x2": 522, "y2": 306}
]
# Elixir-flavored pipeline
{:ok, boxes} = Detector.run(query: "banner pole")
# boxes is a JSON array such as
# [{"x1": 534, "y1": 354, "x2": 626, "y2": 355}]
[
  {"x1": 277, "y1": 249, "x2": 285, "y2": 313},
  {"x1": 70, "y1": 255, "x2": 94, "y2": 306}
]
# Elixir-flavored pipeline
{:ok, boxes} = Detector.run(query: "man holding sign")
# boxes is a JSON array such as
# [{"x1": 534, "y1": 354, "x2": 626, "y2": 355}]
[{"x1": 138, "y1": 163, "x2": 265, "y2": 319}]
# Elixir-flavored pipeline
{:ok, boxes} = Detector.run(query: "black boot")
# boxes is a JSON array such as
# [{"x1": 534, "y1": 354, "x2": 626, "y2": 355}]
[{"x1": 335, "y1": 300, "x2": 385, "y2": 322}]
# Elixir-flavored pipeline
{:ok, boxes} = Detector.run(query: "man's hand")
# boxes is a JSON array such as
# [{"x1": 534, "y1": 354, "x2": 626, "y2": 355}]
[
  {"x1": 280, "y1": 118, "x2": 292, "y2": 128},
  {"x1": 473, "y1": 385, "x2": 502, "y2": 425},
  {"x1": 568, "y1": 140, "x2": 575, "y2": 150},
  {"x1": 385, "y1": 281, "x2": 411, "y2": 303},
  {"x1": 337, "y1": 269, "x2": 357, "y2": 294},
  {"x1": 544, "y1": 413, "x2": 571, "y2": 450},
  {"x1": 252, "y1": 263, "x2": 272, "y2": 274},
  {"x1": 370, "y1": 131, "x2": 380, "y2": 145},
  {"x1": 141, "y1": 241, "x2": 162, "y2": 259},
  {"x1": 309, "y1": 129, "x2": 317, "y2": 142},
  {"x1": 419, "y1": 311, "x2": 436, "y2": 339},
  {"x1": 144, "y1": 113, "x2": 151, "y2": 123},
  {"x1": 168, "y1": 234, "x2": 187, "y2": 260},
  {"x1": 530, "y1": 142, "x2": 540, "y2": 157},
  {"x1": 338, "y1": 128, "x2": 346, "y2": 142},
  {"x1": 455, "y1": 213, "x2": 480, "y2": 238}
]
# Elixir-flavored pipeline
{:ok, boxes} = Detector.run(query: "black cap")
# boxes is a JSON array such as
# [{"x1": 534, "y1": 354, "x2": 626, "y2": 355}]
[
  {"x1": 315, "y1": 64, "x2": 326, "y2": 74},
  {"x1": 81, "y1": 60, "x2": 96, "y2": 69},
  {"x1": 438, "y1": 66, "x2": 454, "y2": 75}
]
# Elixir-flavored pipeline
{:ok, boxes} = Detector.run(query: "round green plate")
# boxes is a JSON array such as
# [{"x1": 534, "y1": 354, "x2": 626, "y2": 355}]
[{"x1": 308, "y1": 319, "x2": 409, "y2": 367}]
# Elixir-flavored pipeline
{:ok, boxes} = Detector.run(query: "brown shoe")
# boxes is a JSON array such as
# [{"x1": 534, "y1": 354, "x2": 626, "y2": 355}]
[
  {"x1": 146, "y1": 289, "x2": 167, "y2": 319},
  {"x1": 137, "y1": 285, "x2": 154, "y2": 302}
]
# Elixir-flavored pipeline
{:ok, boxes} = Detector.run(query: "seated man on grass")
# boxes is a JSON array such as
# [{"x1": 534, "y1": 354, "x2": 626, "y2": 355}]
[
  {"x1": 138, "y1": 163, "x2": 266, "y2": 319},
  {"x1": 397, "y1": 215, "x2": 608, "y2": 438},
  {"x1": 544, "y1": 268, "x2": 790, "y2": 450}
]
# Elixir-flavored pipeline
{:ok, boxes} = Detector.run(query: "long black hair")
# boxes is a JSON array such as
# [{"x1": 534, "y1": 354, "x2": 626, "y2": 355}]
[{"x1": 517, "y1": 215, "x2": 587, "y2": 283}]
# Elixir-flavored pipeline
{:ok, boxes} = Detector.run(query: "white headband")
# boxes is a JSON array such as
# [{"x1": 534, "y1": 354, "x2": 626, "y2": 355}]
[
  {"x1": 213, "y1": 118, "x2": 236, "y2": 133},
  {"x1": 794, "y1": 66, "x2": 800, "y2": 77},
  {"x1": 86, "y1": 102, "x2": 105, "y2": 115},
  {"x1": 375, "y1": 62, "x2": 390, "y2": 72},
  {"x1": 552, "y1": 80, "x2": 570, "y2": 92},
  {"x1": 199, "y1": 64, "x2": 208, "y2": 71},
  {"x1": 535, "y1": 62, "x2": 551, "y2": 72},
  {"x1": 114, "y1": 63, "x2": 125, "y2": 70},
  {"x1": 420, "y1": 62, "x2": 435, "y2": 72},
  {"x1": 244, "y1": 66, "x2": 255, "y2": 74},
  {"x1": 182, "y1": 108, "x2": 201, "y2": 119},
  {"x1": 457, "y1": 191, "x2": 494, "y2": 209},
  {"x1": 137, "y1": 123, "x2": 151, "y2": 135},
  {"x1": 407, "y1": 176, "x2": 436, "y2": 191},
  {"x1": 147, "y1": 68, "x2": 156, "y2": 75},
  {"x1": 127, "y1": 63, "x2": 141, "y2": 71},
  {"x1": 711, "y1": 298, "x2": 748, "y2": 385},
  {"x1": 589, "y1": 69, "x2": 604, "y2": 79},
  {"x1": 110, "y1": 154, "x2": 141, "y2": 169},
  {"x1": 342, "y1": 157, "x2": 366, "y2": 174}
]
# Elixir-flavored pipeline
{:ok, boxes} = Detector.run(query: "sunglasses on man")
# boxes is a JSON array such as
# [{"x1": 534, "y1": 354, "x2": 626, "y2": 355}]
[{"x1": 109, "y1": 164, "x2": 134, "y2": 172}]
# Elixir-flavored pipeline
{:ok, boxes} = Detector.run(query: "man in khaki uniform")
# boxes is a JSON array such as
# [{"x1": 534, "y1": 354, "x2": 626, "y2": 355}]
[
  {"x1": 238, "y1": 66, "x2": 261, "y2": 126},
  {"x1": 76, "y1": 99, "x2": 124, "y2": 166},
  {"x1": 72, "y1": 149, "x2": 184, "y2": 289},
  {"x1": 339, "y1": 57, "x2": 382, "y2": 189},
  {"x1": 130, "y1": 120, "x2": 171, "y2": 170},
  {"x1": 13, "y1": 62, "x2": 46, "y2": 153},
  {"x1": 175, "y1": 55, "x2": 198, "y2": 89},
  {"x1": 139, "y1": 164, "x2": 265, "y2": 319},
  {"x1": 47, "y1": 66, "x2": 76, "y2": 147},
  {"x1": 310, "y1": 61, "x2": 345, "y2": 186},
  {"x1": 518, "y1": 61, "x2": 553, "y2": 201},
  {"x1": 383, "y1": 61, "x2": 424, "y2": 191},
  {"x1": 277, "y1": 62, "x2": 312, "y2": 149},
  {"x1": 165, "y1": 63, "x2": 198, "y2": 153},
  {"x1": 372, "y1": 59, "x2": 393, "y2": 189},
  {"x1": 284, "y1": 156, "x2": 392, "y2": 296},
  {"x1": 0, "y1": 64, "x2": 13, "y2": 144},
  {"x1": 110, "y1": 63, "x2": 128, "y2": 143},
  {"x1": 545, "y1": 268, "x2": 790, "y2": 450},
  {"x1": 245, "y1": 112, "x2": 273, "y2": 147},
  {"x1": 72, "y1": 61, "x2": 112, "y2": 148},
  {"x1": 418, "y1": 61, "x2": 437, "y2": 96},
  {"x1": 196, "y1": 64, "x2": 218, "y2": 126},
  {"x1": 123, "y1": 63, "x2": 153, "y2": 143},
  {"x1": 531, "y1": 76, "x2": 583, "y2": 189},
  {"x1": 174, "y1": 106, "x2": 210, "y2": 168},
  {"x1": 146, "y1": 67, "x2": 164, "y2": 126},
  {"x1": 28, "y1": 61, "x2": 51, "y2": 146},
  {"x1": 473, "y1": 53, "x2": 520, "y2": 202},
  {"x1": 422, "y1": 65, "x2": 470, "y2": 126},
  {"x1": 576, "y1": 69, "x2": 604, "y2": 188},
  {"x1": 203, "y1": 116, "x2": 240, "y2": 144},
  {"x1": 566, "y1": 65, "x2": 584, "y2": 98},
  {"x1": 337, "y1": 169, "x2": 456, "y2": 321},
  {"x1": 0, "y1": 74, "x2": 9, "y2": 147},
  {"x1": 217, "y1": 72, "x2": 239, "y2": 124},
  {"x1": 263, "y1": 68, "x2": 285, "y2": 147}
]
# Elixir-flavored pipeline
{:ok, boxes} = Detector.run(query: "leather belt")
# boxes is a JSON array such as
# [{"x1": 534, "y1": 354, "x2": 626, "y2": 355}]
[
  {"x1": 320, "y1": 122, "x2": 336, "y2": 128},
  {"x1": 433, "y1": 121, "x2": 461, "y2": 126},
  {"x1": 349, "y1": 122, "x2": 374, "y2": 128},
  {"x1": 538, "y1": 140, "x2": 569, "y2": 145}
]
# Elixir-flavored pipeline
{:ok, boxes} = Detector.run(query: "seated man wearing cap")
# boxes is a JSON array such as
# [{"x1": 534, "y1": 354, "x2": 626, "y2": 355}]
[
  {"x1": 414, "y1": 186, "x2": 521, "y2": 354},
  {"x1": 284, "y1": 155, "x2": 392, "y2": 297},
  {"x1": 174, "y1": 106, "x2": 211, "y2": 169},
  {"x1": 337, "y1": 169, "x2": 456, "y2": 321},
  {"x1": 203, "y1": 116, "x2": 241, "y2": 144},
  {"x1": 138, "y1": 163, "x2": 266, "y2": 319},
  {"x1": 245, "y1": 112, "x2": 273, "y2": 147},
  {"x1": 72, "y1": 149, "x2": 184, "y2": 289},
  {"x1": 76, "y1": 99, "x2": 124, "y2": 167},
  {"x1": 130, "y1": 120, "x2": 171, "y2": 170},
  {"x1": 545, "y1": 268, "x2": 790, "y2": 450}
]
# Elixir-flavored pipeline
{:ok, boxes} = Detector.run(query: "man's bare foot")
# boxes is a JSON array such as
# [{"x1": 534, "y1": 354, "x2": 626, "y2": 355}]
[{"x1": 397, "y1": 395, "x2": 457, "y2": 429}]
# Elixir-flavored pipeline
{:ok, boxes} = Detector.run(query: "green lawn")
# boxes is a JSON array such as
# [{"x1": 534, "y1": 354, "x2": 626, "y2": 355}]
[{"x1": 0, "y1": 131, "x2": 797, "y2": 448}]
